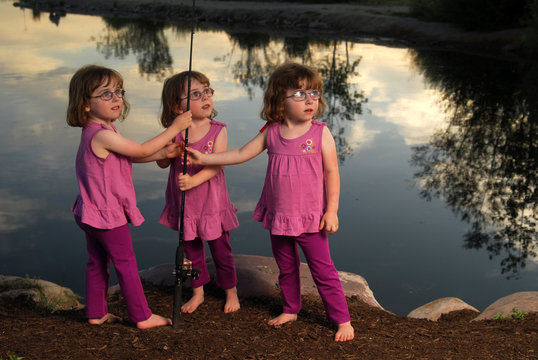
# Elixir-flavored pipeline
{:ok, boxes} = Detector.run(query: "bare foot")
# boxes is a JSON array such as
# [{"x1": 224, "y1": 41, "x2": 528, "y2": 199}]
[
  {"x1": 224, "y1": 287, "x2": 240, "y2": 313},
  {"x1": 267, "y1": 313, "x2": 297, "y2": 326},
  {"x1": 136, "y1": 314, "x2": 172, "y2": 329},
  {"x1": 88, "y1": 313, "x2": 121, "y2": 325},
  {"x1": 334, "y1": 321, "x2": 354, "y2": 342},
  {"x1": 181, "y1": 286, "x2": 204, "y2": 313}
]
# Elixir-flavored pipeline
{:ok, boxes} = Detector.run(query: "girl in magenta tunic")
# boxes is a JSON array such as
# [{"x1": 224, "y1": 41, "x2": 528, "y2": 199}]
[
  {"x1": 67, "y1": 65, "x2": 192, "y2": 329},
  {"x1": 157, "y1": 71, "x2": 240, "y2": 314},
  {"x1": 187, "y1": 63, "x2": 354, "y2": 342}
]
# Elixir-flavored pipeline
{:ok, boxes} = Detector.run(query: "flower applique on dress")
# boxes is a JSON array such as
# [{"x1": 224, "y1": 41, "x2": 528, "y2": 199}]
[
  {"x1": 202, "y1": 140, "x2": 214, "y2": 154},
  {"x1": 299, "y1": 138, "x2": 315, "y2": 154}
]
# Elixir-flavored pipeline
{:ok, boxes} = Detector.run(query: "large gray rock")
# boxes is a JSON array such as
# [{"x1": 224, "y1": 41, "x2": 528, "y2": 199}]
[
  {"x1": 0, "y1": 275, "x2": 83, "y2": 312},
  {"x1": 472, "y1": 291, "x2": 538, "y2": 321},
  {"x1": 407, "y1": 297, "x2": 479, "y2": 321},
  {"x1": 138, "y1": 254, "x2": 383, "y2": 310}
]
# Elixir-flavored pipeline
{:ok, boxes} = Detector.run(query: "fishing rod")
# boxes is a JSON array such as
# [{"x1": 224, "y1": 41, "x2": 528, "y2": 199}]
[{"x1": 173, "y1": 0, "x2": 200, "y2": 330}]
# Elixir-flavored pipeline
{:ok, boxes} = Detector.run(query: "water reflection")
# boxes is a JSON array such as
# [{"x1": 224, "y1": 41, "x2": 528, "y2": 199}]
[
  {"x1": 226, "y1": 32, "x2": 367, "y2": 163},
  {"x1": 21, "y1": 2, "x2": 65, "y2": 25},
  {"x1": 19, "y1": 5, "x2": 366, "y2": 160},
  {"x1": 409, "y1": 50, "x2": 538, "y2": 277},
  {"x1": 4, "y1": 2, "x2": 537, "y2": 314},
  {"x1": 318, "y1": 40, "x2": 366, "y2": 163},
  {"x1": 94, "y1": 18, "x2": 174, "y2": 80}
]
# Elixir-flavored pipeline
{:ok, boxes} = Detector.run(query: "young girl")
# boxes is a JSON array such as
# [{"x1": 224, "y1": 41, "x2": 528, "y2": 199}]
[
  {"x1": 187, "y1": 63, "x2": 354, "y2": 342},
  {"x1": 157, "y1": 71, "x2": 240, "y2": 314},
  {"x1": 67, "y1": 65, "x2": 192, "y2": 329}
]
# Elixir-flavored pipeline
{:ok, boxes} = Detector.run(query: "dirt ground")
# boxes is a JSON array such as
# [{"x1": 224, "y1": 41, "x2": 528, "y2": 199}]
[{"x1": 1, "y1": 282, "x2": 537, "y2": 360}]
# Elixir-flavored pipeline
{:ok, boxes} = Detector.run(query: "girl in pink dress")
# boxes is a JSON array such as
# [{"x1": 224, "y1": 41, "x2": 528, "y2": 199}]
[
  {"x1": 187, "y1": 63, "x2": 354, "y2": 342},
  {"x1": 157, "y1": 71, "x2": 240, "y2": 314},
  {"x1": 67, "y1": 65, "x2": 192, "y2": 329}
]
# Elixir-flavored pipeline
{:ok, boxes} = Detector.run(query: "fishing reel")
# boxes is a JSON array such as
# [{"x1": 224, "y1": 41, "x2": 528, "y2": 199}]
[{"x1": 172, "y1": 258, "x2": 201, "y2": 281}]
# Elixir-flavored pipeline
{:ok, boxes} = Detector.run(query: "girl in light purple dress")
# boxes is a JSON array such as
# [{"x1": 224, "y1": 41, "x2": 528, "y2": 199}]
[
  {"x1": 187, "y1": 63, "x2": 354, "y2": 342},
  {"x1": 157, "y1": 71, "x2": 240, "y2": 314},
  {"x1": 67, "y1": 65, "x2": 192, "y2": 329}
]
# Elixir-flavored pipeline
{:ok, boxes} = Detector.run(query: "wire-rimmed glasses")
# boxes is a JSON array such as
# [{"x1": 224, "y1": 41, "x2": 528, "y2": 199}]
[{"x1": 91, "y1": 89, "x2": 126, "y2": 101}]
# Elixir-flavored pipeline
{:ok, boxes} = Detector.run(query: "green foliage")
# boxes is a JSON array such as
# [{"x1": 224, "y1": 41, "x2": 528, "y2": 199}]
[
  {"x1": 410, "y1": 0, "x2": 532, "y2": 31},
  {"x1": 510, "y1": 308, "x2": 528, "y2": 320},
  {"x1": 0, "y1": 355, "x2": 24, "y2": 360},
  {"x1": 492, "y1": 308, "x2": 528, "y2": 320},
  {"x1": 493, "y1": 312, "x2": 504, "y2": 320}
]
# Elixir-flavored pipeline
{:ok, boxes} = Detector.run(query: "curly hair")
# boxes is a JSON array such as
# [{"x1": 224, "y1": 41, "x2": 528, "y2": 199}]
[
  {"x1": 66, "y1": 65, "x2": 129, "y2": 128},
  {"x1": 160, "y1": 71, "x2": 217, "y2": 128},
  {"x1": 260, "y1": 62, "x2": 326, "y2": 124}
]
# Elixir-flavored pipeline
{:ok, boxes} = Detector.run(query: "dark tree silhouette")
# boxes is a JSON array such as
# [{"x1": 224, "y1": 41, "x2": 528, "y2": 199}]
[
  {"x1": 94, "y1": 18, "x2": 174, "y2": 80},
  {"x1": 409, "y1": 49, "x2": 538, "y2": 277},
  {"x1": 318, "y1": 40, "x2": 367, "y2": 164},
  {"x1": 227, "y1": 34, "x2": 367, "y2": 163},
  {"x1": 227, "y1": 31, "x2": 274, "y2": 99}
]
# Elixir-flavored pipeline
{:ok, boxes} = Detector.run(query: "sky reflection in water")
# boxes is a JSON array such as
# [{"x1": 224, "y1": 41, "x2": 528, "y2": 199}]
[{"x1": 0, "y1": 2, "x2": 536, "y2": 316}]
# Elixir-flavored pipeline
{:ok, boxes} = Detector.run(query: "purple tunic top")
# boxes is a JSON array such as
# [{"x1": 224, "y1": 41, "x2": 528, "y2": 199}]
[
  {"x1": 253, "y1": 120, "x2": 326, "y2": 236},
  {"x1": 71, "y1": 122, "x2": 144, "y2": 229},
  {"x1": 158, "y1": 120, "x2": 239, "y2": 241}
]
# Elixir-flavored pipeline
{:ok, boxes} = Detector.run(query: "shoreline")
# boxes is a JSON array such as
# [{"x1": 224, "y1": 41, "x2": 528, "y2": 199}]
[{"x1": 13, "y1": 0, "x2": 528, "y2": 58}]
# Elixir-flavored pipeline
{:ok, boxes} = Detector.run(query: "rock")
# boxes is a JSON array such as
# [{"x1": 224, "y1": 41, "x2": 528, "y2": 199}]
[
  {"x1": 407, "y1": 297, "x2": 479, "y2": 321},
  {"x1": 138, "y1": 254, "x2": 384, "y2": 310},
  {"x1": 0, "y1": 275, "x2": 83, "y2": 312},
  {"x1": 472, "y1": 291, "x2": 538, "y2": 321}
]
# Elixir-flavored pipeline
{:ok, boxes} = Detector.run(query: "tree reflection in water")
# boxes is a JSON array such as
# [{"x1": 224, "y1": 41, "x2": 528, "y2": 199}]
[
  {"x1": 65, "y1": 11, "x2": 537, "y2": 276},
  {"x1": 86, "y1": 16, "x2": 367, "y2": 163},
  {"x1": 409, "y1": 50, "x2": 538, "y2": 277},
  {"x1": 227, "y1": 33, "x2": 367, "y2": 164},
  {"x1": 94, "y1": 17, "x2": 174, "y2": 80},
  {"x1": 318, "y1": 40, "x2": 366, "y2": 164}
]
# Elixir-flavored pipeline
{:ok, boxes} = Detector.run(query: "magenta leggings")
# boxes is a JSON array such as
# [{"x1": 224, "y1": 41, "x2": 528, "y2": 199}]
[
  {"x1": 75, "y1": 216, "x2": 152, "y2": 323},
  {"x1": 270, "y1": 231, "x2": 350, "y2": 325},
  {"x1": 183, "y1": 231, "x2": 237, "y2": 290}
]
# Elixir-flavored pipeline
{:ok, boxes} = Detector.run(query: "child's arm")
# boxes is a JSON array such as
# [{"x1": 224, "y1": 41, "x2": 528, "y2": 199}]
[
  {"x1": 177, "y1": 127, "x2": 228, "y2": 191},
  {"x1": 187, "y1": 129, "x2": 267, "y2": 166},
  {"x1": 133, "y1": 142, "x2": 184, "y2": 163},
  {"x1": 92, "y1": 111, "x2": 192, "y2": 159},
  {"x1": 320, "y1": 126, "x2": 340, "y2": 234}
]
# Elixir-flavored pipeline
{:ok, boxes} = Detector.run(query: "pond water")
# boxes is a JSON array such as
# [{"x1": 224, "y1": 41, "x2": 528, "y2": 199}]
[{"x1": 0, "y1": 1, "x2": 536, "y2": 316}]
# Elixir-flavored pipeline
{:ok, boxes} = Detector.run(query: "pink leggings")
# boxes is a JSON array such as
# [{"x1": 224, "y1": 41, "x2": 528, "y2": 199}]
[
  {"x1": 270, "y1": 231, "x2": 350, "y2": 325},
  {"x1": 184, "y1": 231, "x2": 237, "y2": 290},
  {"x1": 76, "y1": 216, "x2": 152, "y2": 323}
]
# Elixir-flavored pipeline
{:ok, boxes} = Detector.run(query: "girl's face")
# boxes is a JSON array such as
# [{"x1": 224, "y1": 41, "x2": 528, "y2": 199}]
[
  {"x1": 85, "y1": 80, "x2": 124, "y2": 123},
  {"x1": 283, "y1": 80, "x2": 319, "y2": 124},
  {"x1": 180, "y1": 79, "x2": 214, "y2": 120}
]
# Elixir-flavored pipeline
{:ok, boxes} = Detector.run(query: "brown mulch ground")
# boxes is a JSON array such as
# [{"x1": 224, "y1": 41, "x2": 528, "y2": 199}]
[{"x1": 1, "y1": 282, "x2": 537, "y2": 360}]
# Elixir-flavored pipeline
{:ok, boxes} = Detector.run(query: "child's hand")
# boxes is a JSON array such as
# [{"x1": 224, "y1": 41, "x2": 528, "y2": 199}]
[
  {"x1": 177, "y1": 173, "x2": 195, "y2": 191},
  {"x1": 172, "y1": 110, "x2": 192, "y2": 131},
  {"x1": 185, "y1": 147, "x2": 205, "y2": 165},
  {"x1": 320, "y1": 211, "x2": 339, "y2": 234},
  {"x1": 164, "y1": 141, "x2": 185, "y2": 159}
]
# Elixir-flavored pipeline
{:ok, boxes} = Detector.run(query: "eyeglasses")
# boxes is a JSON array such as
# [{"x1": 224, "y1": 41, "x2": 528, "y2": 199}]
[
  {"x1": 92, "y1": 89, "x2": 125, "y2": 101},
  {"x1": 286, "y1": 90, "x2": 321, "y2": 102},
  {"x1": 181, "y1": 88, "x2": 214, "y2": 101}
]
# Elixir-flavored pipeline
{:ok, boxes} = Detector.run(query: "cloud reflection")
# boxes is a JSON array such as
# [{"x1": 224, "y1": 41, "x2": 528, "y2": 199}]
[{"x1": 0, "y1": 189, "x2": 39, "y2": 232}]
